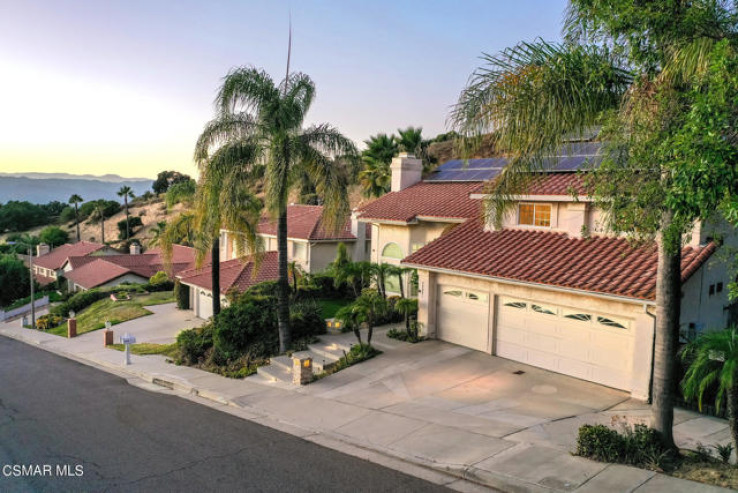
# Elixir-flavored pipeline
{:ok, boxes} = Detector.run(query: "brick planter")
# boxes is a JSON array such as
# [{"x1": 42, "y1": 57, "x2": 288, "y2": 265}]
[
  {"x1": 67, "y1": 318, "x2": 77, "y2": 338},
  {"x1": 103, "y1": 329, "x2": 114, "y2": 347}
]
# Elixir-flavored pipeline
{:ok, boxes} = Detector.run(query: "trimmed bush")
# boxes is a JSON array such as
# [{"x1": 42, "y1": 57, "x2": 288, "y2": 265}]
[
  {"x1": 575, "y1": 423, "x2": 674, "y2": 470},
  {"x1": 174, "y1": 280, "x2": 189, "y2": 309},
  {"x1": 175, "y1": 324, "x2": 214, "y2": 365},
  {"x1": 212, "y1": 296, "x2": 279, "y2": 361},
  {"x1": 290, "y1": 300, "x2": 327, "y2": 339}
]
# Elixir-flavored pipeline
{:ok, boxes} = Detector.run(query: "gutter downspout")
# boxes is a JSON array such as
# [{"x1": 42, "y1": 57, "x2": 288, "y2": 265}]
[{"x1": 644, "y1": 303, "x2": 657, "y2": 404}]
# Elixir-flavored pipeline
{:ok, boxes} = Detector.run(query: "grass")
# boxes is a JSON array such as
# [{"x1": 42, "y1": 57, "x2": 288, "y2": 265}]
[
  {"x1": 48, "y1": 291, "x2": 175, "y2": 337},
  {"x1": 317, "y1": 298, "x2": 352, "y2": 319},
  {"x1": 108, "y1": 342, "x2": 178, "y2": 358}
]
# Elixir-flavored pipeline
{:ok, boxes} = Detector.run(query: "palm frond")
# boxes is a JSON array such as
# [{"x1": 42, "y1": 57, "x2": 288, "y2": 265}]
[
  {"x1": 299, "y1": 145, "x2": 350, "y2": 234},
  {"x1": 193, "y1": 112, "x2": 258, "y2": 164},
  {"x1": 215, "y1": 66, "x2": 278, "y2": 116}
]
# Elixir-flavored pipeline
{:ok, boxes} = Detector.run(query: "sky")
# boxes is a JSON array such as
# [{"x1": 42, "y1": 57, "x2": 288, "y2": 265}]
[{"x1": 0, "y1": 0, "x2": 567, "y2": 179}]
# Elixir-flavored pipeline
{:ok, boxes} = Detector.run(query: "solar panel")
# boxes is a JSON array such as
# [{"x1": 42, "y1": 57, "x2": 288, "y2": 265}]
[{"x1": 426, "y1": 141, "x2": 603, "y2": 182}]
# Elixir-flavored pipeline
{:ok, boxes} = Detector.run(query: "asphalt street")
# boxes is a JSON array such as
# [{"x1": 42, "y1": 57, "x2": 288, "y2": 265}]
[{"x1": 0, "y1": 336, "x2": 449, "y2": 492}]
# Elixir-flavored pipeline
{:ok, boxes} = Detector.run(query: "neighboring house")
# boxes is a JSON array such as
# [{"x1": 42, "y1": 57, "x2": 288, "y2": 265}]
[
  {"x1": 359, "y1": 145, "x2": 735, "y2": 400},
  {"x1": 64, "y1": 245, "x2": 197, "y2": 292},
  {"x1": 32, "y1": 241, "x2": 117, "y2": 286},
  {"x1": 177, "y1": 251, "x2": 280, "y2": 319},
  {"x1": 221, "y1": 204, "x2": 370, "y2": 274}
]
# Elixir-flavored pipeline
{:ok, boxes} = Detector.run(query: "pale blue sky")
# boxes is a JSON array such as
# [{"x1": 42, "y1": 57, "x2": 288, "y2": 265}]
[{"x1": 0, "y1": 0, "x2": 568, "y2": 178}]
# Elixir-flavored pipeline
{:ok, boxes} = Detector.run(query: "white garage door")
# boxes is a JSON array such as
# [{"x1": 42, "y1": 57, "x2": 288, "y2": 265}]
[
  {"x1": 198, "y1": 290, "x2": 213, "y2": 320},
  {"x1": 436, "y1": 286, "x2": 490, "y2": 352},
  {"x1": 496, "y1": 297, "x2": 634, "y2": 390}
]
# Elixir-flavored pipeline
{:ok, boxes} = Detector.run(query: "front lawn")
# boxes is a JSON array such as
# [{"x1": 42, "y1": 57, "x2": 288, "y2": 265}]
[
  {"x1": 107, "y1": 342, "x2": 178, "y2": 358},
  {"x1": 49, "y1": 291, "x2": 175, "y2": 336},
  {"x1": 317, "y1": 298, "x2": 352, "y2": 319}
]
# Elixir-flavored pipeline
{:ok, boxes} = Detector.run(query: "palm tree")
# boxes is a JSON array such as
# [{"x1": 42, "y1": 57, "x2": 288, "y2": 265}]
[
  {"x1": 359, "y1": 156, "x2": 392, "y2": 198},
  {"x1": 396, "y1": 126, "x2": 423, "y2": 155},
  {"x1": 68, "y1": 194, "x2": 83, "y2": 242},
  {"x1": 349, "y1": 289, "x2": 387, "y2": 347},
  {"x1": 452, "y1": 1, "x2": 738, "y2": 446},
  {"x1": 370, "y1": 263, "x2": 394, "y2": 299},
  {"x1": 682, "y1": 328, "x2": 738, "y2": 456},
  {"x1": 363, "y1": 133, "x2": 398, "y2": 164},
  {"x1": 117, "y1": 186, "x2": 135, "y2": 239},
  {"x1": 194, "y1": 67, "x2": 357, "y2": 351},
  {"x1": 148, "y1": 221, "x2": 168, "y2": 247},
  {"x1": 93, "y1": 200, "x2": 108, "y2": 244},
  {"x1": 395, "y1": 297, "x2": 418, "y2": 334},
  {"x1": 386, "y1": 264, "x2": 411, "y2": 298}
]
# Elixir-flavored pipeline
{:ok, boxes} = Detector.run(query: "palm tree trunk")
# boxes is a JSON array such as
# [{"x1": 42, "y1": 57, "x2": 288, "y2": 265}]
[
  {"x1": 211, "y1": 236, "x2": 220, "y2": 317},
  {"x1": 74, "y1": 203, "x2": 80, "y2": 242},
  {"x1": 100, "y1": 213, "x2": 105, "y2": 244},
  {"x1": 728, "y1": 384, "x2": 738, "y2": 457},
  {"x1": 651, "y1": 209, "x2": 681, "y2": 449},
  {"x1": 398, "y1": 272, "x2": 405, "y2": 298},
  {"x1": 125, "y1": 197, "x2": 130, "y2": 239},
  {"x1": 277, "y1": 208, "x2": 291, "y2": 353}
]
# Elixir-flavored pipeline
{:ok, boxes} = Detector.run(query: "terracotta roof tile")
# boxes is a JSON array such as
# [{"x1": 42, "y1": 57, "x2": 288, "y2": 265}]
[
  {"x1": 403, "y1": 218, "x2": 716, "y2": 301},
  {"x1": 257, "y1": 205, "x2": 358, "y2": 241},
  {"x1": 357, "y1": 182, "x2": 482, "y2": 223},
  {"x1": 65, "y1": 259, "x2": 138, "y2": 290},
  {"x1": 177, "y1": 252, "x2": 280, "y2": 294},
  {"x1": 34, "y1": 241, "x2": 106, "y2": 270}
]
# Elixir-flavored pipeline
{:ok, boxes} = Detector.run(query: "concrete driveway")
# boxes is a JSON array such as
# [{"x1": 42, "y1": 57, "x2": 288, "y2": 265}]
[
  {"x1": 302, "y1": 336, "x2": 630, "y2": 441},
  {"x1": 76, "y1": 303, "x2": 202, "y2": 346}
]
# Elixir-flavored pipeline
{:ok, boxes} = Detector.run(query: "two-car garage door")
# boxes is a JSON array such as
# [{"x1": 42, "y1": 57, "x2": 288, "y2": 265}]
[{"x1": 436, "y1": 286, "x2": 635, "y2": 391}]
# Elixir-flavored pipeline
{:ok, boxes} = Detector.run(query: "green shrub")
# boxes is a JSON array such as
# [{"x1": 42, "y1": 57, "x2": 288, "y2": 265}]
[
  {"x1": 175, "y1": 324, "x2": 214, "y2": 365},
  {"x1": 117, "y1": 216, "x2": 144, "y2": 239},
  {"x1": 51, "y1": 288, "x2": 109, "y2": 316},
  {"x1": 575, "y1": 423, "x2": 674, "y2": 470},
  {"x1": 174, "y1": 280, "x2": 189, "y2": 309},
  {"x1": 245, "y1": 281, "x2": 279, "y2": 298},
  {"x1": 212, "y1": 296, "x2": 278, "y2": 360},
  {"x1": 290, "y1": 300, "x2": 327, "y2": 339}
]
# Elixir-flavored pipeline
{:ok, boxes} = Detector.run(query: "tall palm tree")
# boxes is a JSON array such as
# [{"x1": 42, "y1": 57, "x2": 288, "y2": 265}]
[
  {"x1": 370, "y1": 263, "x2": 394, "y2": 300},
  {"x1": 117, "y1": 186, "x2": 135, "y2": 239},
  {"x1": 148, "y1": 221, "x2": 168, "y2": 247},
  {"x1": 396, "y1": 126, "x2": 423, "y2": 155},
  {"x1": 68, "y1": 194, "x2": 83, "y2": 242},
  {"x1": 363, "y1": 133, "x2": 398, "y2": 164},
  {"x1": 682, "y1": 328, "x2": 738, "y2": 455},
  {"x1": 358, "y1": 156, "x2": 392, "y2": 198},
  {"x1": 386, "y1": 264, "x2": 411, "y2": 298},
  {"x1": 194, "y1": 67, "x2": 357, "y2": 351},
  {"x1": 93, "y1": 200, "x2": 107, "y2": 244},
  {"x1": 451, "y1": 2, "x2": 738, "y2": 448}
]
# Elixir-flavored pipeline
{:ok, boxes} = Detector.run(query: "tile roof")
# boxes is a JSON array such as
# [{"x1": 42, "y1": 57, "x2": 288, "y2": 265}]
[
  {"x1": 34, "y1": 273, "x2": 56, "y2": 286},
  {"x1": 469, "y1": 172, "x2": 590, "y2": 197},
  {"x1": 34, "y1": 241, "x2": 106, "y2": 270},
  {"x1": 403, "y1": 218, "x2": 716, "y2": 301},
  {"x1": 177, "y1": 252, "x2": 280, "y2": 294},
  {"x1": 64, "y1": 246, "x2": 198, "y2": 290},
  {"x1": 65, "y1": 259, "x2": 142, "y2": 290},
  {"x1": 357, "y1": 182, "x2": 482, "y2": 223},
  {"x1": 257, "y1": 205, "x2": 361, "y2": 241}
]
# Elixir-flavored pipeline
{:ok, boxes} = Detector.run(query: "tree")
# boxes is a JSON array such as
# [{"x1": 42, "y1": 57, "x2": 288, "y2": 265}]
[
  {"x1": 359, "y1": 133, "x2": 398, "y2": 198},
  {"x1": 451, "y1": 1, "x2": 738, "y2": 448},
  {"x1": 347, "y1": 289, "x2": 387, "y2": 347},
  {"x1": 0, "y1": 201, "x2": 46, "y2": 233},
  {"x1": 395, "y1": 297, "x2": 418, "y2": 334},
  {"x1": 370, "y1": 263, "x2": 394, "y2": 299},
  {"x1": 386, "y1": 264, "x2": 411, "y2": 298},
  {"x1": 117, "y1": 217, "x2": 143, "y2": 240},
  {"x1": 165, "y1": 179, "x2": 196, "y2": 209},
  {"x1": 194, "y1": 67, "x2": 357, "y2": 353},
  {"x1": 38, "y1": 226, "x2": 68, "y2": 247},
  {"x1": 92, "y1": 200, "x2": 109, "y2": 244},
  {"x1": 148, "y1": 221, "x2": 168, "y2": 247},
  {"x1": 117, "y1": 186, "x2": 135, "y2": 240},
  {"x1": 0, "y1": 254, "x2": 32, "y2": 307},
  {"x1": 68, "y1": 194, "x2": 83, "y2": 241},
  {"x1": 682, "y1": 328, "x2": 738, "y2": 456},
  {"x1": 152, "y1": 171, "x2": 191, "y2": 195}
]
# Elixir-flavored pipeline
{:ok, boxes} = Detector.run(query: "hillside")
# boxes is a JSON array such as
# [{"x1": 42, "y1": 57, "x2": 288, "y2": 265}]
[{"x1": 0, "y1": 176, "x2": 152, "y2": 204}]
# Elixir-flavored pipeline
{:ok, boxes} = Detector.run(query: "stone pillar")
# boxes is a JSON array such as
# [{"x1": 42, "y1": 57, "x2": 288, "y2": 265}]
[
  {"x1": 104, "y1": 329, "x2": 114, "y2": 347},
  {"x1": 292, "y1": 352, "x2": 313, "y2": 385},
  {"x1": 67, "y1": 318, "x2": 77, "y2": 338}
]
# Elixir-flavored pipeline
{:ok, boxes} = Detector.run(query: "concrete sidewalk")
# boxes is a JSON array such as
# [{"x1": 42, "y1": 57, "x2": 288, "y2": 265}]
[{"x1": 0, "y1": 319, "x2": 731, "y2": 492}]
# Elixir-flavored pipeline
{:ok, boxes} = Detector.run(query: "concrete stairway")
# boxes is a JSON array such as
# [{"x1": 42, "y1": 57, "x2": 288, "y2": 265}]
[{"x1": 254, "y1": 338, "x2": 349, "y2": 385}]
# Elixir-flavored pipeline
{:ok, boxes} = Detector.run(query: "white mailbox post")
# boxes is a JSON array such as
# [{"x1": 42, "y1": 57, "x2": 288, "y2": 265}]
[{"x1": 120, "y1": 333, "x2": 136, "y2": 365}]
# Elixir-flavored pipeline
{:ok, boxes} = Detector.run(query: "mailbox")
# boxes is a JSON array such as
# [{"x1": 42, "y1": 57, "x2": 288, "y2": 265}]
[{"x1": 120, "y1": 334, "x2": 137, "y2": 345}]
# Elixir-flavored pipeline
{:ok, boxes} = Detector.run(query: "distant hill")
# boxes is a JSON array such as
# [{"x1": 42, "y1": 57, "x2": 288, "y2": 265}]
[{"x1": 0, "y1": 175, "x2": 153, "y2": 204}]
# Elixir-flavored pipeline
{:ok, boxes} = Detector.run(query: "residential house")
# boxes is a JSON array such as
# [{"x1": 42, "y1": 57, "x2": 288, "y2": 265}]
[
  {"x1": 63, "y1": 244, "x2": 197, "y2": 292},
  {"x1": 32, "y1": 241, "x2": 118, "y2": 286},
  {"x1": 177, "y1": 251, "x2": 280, "y2": 319},
  {"x1": 221, "y1": 204, "x2": 370, "y2": 274},
  {"x1": 360, "y1": 144, "x2": 734, "y2": 400}
]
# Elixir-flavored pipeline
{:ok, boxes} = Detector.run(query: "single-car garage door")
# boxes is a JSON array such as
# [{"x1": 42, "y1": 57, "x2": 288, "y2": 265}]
[
  {"x1": 496, "y1": 297, "x2": 634, "y2": 390},
  {"x1": 197, "y1": 290, "x2": 213, "y2": 320},
  {"x1": 436, "y1": 285, "x2": 490, "y2": 352}
]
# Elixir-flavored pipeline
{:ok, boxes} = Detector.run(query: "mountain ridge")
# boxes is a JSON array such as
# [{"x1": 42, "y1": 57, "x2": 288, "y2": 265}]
[{"x1": 0, "y1": 172, "x2": 151, "y2": 182}]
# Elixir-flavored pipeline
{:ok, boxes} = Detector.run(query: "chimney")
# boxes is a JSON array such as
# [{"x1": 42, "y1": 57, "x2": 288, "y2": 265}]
[
  {"x1": 390, "y1": 153, "x2": 423, "y2": 192},
  {"x1": 37, "y1": 244, "x2": 50, "y2": 257},
  {"x1": 350, "y1": 210, "x2": 367, "y2": 262},
  {"x1": 129, "y1": 243, "x2": 141, "y2": 255}
]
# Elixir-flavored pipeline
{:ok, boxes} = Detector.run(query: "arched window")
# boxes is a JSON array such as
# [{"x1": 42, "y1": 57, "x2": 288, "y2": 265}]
[{"x1": 381, "y1": 242, "x2": 404, "y2": 260}]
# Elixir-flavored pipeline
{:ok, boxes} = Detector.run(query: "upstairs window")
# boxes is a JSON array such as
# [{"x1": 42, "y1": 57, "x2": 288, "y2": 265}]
[
  {"x1": 519, "y1": 203, "x2": 551, "y2": 227},
  {"x1": 381, "y1": 242, "x2": 404, "y2": 260}
]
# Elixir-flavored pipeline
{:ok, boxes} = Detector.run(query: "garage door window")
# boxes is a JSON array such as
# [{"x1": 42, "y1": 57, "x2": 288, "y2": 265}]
[
  {"x1": 564, "y1": 313, "x2": 592, "y2": 322},
  {"x1": 443, "y1": 289, "x2": 463, "y2": 297},
  {"x1": 504, "y1": 301, "x2": 527, "y2": 309},
  {"x1": 532, "y1": 304, "x2": 557, "y2": 315},
  {"x1": 467, "y1": 292, "x2": 489, "y2": 302},
  {"x1": 597, "y1": 316, "x2": 628, "y2": 329}
]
